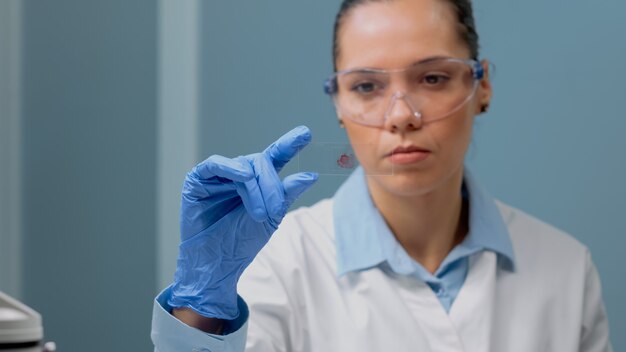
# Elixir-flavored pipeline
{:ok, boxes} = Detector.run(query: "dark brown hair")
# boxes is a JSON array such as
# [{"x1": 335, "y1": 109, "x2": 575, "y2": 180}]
[{"x1": 332, "y1": 0, "x2": 480, "y2": 70}]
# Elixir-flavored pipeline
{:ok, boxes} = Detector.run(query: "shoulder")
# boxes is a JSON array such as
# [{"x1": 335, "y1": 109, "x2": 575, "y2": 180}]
[
  {"x1": 279, "y1": 198, "x2": 335, "y2": 239},
  {"x1": 238, "y1": 198, "x2": 337, "y2": 305},
  {"x1": 495, "y1": 199, "x2": 586, "y2": 253},
  {"x1": 494, "y1": 199, "x2": 589, "y2": 275},
  {"x1": 251, "y1": 198, "x2": 337, "y2": 269}
]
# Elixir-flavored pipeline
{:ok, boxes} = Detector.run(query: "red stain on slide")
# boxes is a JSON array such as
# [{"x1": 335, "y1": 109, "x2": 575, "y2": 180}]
[{"x1": 337, "y1": 153, "x2": 356, "y2": 169}]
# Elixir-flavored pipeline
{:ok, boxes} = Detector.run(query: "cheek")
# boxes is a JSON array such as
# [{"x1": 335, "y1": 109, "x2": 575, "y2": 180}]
[
  {"x1": 431, "y1": 109, "x2": 475, "y2": 162},
  {"x1": 343, "y1": 124, "x2": 384, "y2": 170}
]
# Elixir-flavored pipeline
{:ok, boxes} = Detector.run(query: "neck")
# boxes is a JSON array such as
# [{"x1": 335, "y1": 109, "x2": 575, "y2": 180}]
[{"x1": 367, "y1": 168, "x2": 468, "y2": 274}]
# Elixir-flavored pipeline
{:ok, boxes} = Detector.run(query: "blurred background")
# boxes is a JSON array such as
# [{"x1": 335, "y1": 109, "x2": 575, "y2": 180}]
[{"x1": 0, "y1": 0, "x2": 624, "y2": 350}]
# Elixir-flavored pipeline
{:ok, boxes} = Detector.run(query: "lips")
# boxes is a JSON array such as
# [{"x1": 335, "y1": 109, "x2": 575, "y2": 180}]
[
  {"x1": 386, "y1": 145, "x2": 431, "y2": 165},
  {"x1": 389, "y1": 145, "x2": 431, "y2": 156}
]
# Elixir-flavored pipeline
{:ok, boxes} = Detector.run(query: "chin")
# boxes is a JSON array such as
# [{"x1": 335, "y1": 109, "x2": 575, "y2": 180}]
[
  {"x1": 366, "y1": 162, "x2": 463, "y2": 198},
  {"x1": 367, "y1": 169, "x2": 440, "y2": 197}
]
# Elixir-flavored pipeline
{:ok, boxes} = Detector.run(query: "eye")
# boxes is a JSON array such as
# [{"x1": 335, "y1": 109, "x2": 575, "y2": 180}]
[
  {"x1": 422, "y1": 74, "x2": 450, "y2": 85},
  {"x1": 350, "y1": 81, "x2": 380, "y2": 94}
]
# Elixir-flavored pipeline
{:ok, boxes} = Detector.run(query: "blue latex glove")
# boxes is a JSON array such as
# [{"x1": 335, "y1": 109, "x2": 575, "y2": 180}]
[{"x1": 168, "y1": 126, "x2": 318, "y2": 320}]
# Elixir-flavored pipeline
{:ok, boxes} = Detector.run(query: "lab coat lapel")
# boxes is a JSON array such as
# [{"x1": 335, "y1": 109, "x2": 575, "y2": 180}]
[
  {"x1": 394, "y1": 274, "x2": 465, "y2": 351},
  {"x1": 449, "y1": 251, "x2": 497, "y2": 352}
]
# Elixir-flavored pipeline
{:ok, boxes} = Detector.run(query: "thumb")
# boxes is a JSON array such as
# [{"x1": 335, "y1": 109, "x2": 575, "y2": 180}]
[{"x1": 282, "y1": 172, "x2": 319, "y2": 210}]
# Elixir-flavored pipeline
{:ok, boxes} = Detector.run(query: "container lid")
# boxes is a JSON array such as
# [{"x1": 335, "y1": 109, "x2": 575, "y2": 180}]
[{"x1": 0, "y1": 291, "x2": 43, "y2": 343}]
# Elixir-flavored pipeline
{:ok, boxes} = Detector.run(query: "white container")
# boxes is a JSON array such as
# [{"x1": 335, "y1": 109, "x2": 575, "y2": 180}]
[{"x1": 0, "y1": 291, "x2": 44, "y2": 351}]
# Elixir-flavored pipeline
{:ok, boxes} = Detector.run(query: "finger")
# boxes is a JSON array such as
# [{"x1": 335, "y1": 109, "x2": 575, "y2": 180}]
[
  {"x1": 235, "y1": 179, "x2": 268, "y2": 223},
  {"x1": 232, "y1": 156, "x2": 268, "y2": 222},
  {"x1": 283, "y1": 172, "x2": 319, "y2": 209},
  {"x1": 192, "y1": 155, "x2": 255, "y2": 182},
  {"x1": 182, "y1": 172, "x2": 237, "y2": 201},
  {"x1": 251, "y1": 153, "x2": 286, "y2": 223},
  {"x1": 263, "y1": 125, "x2": 312, "y2": 171}
]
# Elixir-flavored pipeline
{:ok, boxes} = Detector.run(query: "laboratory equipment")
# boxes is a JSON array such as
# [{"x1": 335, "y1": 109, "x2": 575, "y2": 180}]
[
  {"x1": 295, "y1": 142, "x2": 394, "y2": 176},
  {"x1": 0, "y1": 291, "x2": 56, "y2": 351}
]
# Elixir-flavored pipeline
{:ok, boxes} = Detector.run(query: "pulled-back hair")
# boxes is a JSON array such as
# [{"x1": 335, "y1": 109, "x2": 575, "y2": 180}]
[{"x1": 332, "y1": 0, "x2": 480, "y2": 70}]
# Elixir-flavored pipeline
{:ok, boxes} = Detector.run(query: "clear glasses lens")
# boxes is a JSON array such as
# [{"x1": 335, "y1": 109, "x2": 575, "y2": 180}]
[{"x1": 332, "y1": 59, "x2": 478, "y2": 126}]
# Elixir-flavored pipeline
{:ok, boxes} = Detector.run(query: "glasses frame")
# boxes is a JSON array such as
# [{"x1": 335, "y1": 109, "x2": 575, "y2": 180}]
[{"x1": 323, "y1": 57, "x2": 485, "y2": 127}]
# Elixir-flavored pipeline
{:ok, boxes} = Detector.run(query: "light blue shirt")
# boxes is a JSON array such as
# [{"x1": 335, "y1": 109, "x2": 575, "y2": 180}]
[
  {"x1": 152, "y1": 166, "x2": 517, "y2": 350},
  {"x1": 333, "y1": 166, "x2": 516, "y2": 312}
]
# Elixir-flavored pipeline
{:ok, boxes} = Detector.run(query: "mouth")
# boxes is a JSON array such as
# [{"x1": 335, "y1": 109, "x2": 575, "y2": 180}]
[
  {"x1": 386, "y1": 145, "x2": 431, "y2": 165},
  {"x1": 389, "y1": 145, "x2": 431, "y2": 154}
]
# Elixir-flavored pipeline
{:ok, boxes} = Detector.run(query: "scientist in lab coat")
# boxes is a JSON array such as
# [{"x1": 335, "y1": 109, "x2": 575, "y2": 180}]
[{"x1": 151, "y1": 0, "x2": 613, "y2": 350}]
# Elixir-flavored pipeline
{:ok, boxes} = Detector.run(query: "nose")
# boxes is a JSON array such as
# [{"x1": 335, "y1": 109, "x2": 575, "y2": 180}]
[{"x1": 383, "y1": 92, "x2": 423, "y2": 132}]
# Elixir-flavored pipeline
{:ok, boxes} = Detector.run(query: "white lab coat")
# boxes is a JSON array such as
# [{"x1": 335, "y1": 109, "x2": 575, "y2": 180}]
[{"x1": 234, "y1": 198, "x2": 612, "y2": 352}]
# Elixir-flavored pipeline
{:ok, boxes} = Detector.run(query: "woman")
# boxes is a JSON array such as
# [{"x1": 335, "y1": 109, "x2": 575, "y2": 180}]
[{"x1": 152, "y1": 0, "x2": 612, "y2": 351}]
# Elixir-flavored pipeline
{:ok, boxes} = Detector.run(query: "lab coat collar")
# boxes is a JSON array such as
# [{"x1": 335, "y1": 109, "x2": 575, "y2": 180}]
[{"x1": 333, "y1": 166, "x2": 516, "y2": 277}]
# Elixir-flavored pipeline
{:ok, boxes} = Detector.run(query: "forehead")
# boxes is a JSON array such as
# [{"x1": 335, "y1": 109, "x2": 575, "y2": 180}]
[{"x1": 336, "y1": 0, "x2": 468, "y2": 71}]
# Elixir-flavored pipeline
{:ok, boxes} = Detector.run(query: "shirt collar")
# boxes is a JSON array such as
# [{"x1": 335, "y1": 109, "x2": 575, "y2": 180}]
[{"x1": 333, "y1": 166, "x2": 516, "y2": 277}]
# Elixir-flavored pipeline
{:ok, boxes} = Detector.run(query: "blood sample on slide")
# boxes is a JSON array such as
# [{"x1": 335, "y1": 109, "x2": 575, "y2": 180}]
[
  {"x1": 337, "y1": 153, "x2": 356, "y2": 169},
  {"x1": 291, "y1": 142, "x2": 392, "y2": 176}
]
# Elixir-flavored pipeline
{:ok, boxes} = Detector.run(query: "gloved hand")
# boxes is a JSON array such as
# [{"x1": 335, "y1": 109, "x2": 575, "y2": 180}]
[{"x1": 168, "y1": 126, "x2": 318, "y2": 320}]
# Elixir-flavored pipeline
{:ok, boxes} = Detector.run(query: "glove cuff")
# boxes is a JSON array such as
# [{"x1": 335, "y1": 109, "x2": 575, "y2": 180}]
[{"x1": 168, "y1": 283, "x2": 240, "y2": 320}]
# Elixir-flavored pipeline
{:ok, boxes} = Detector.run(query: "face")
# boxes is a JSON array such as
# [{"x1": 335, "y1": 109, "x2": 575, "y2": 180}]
[{"x1": 336, "y1": 0, "x2": 492, "y2": 197}]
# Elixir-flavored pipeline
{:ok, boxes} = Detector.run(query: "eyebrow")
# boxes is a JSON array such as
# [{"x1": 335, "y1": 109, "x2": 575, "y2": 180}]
[
  {"x1": 341, "y1": 55, "x2": 454, "y2": 73},
  {"x1": 414, "y1": 55, "x2": 453, "y2": 65}
]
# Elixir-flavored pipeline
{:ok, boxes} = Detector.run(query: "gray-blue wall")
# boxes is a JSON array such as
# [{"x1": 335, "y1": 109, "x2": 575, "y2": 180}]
[
  {"x1": 199, "y1": 1, "x2": 625, "y2": 349},
  {"x1": 20, "y1": 1, "x2": 156, "y2": 350},
  {"x1": 200, "y1": 2, "x2": 343, "y2": 208},
  {"x1": 472, "y1": 1, "x2": 626, "y2": 348}
]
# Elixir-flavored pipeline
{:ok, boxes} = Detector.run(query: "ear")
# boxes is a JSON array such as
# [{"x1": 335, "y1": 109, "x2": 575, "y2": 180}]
[{"x1": 477, "y1": 59, "x2": 493, "y2": 114}]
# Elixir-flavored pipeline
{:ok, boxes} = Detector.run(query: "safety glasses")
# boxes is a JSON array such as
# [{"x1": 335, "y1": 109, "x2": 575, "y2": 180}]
[{"x1": 324, "y1": 57, "x2": 484, "y2": 127}]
